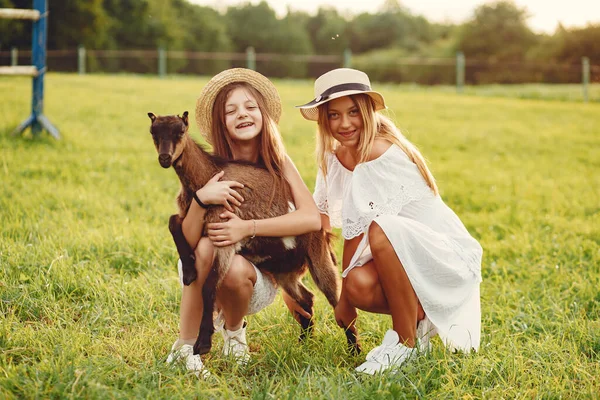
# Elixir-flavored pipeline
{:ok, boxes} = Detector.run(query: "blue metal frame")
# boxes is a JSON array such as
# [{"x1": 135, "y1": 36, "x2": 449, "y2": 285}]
[{"x1": 14, "y1": 0, "x2": 60, "y2": 139}]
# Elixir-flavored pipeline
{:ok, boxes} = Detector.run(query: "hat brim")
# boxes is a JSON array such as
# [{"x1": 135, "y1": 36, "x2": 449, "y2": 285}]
[
  {"x1": 296, "y1": 90, "x2": 386, "y2": 121},
  {"x1": 195, "y1": 68, "x2": 282, "y2": 142}
]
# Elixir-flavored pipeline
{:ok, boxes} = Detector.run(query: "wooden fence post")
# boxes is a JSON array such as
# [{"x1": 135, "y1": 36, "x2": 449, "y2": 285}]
[
  {"x1": 78, "y1": 45, "x2": 85, "y2": 75},
  {"x1": 456, "y1": 52, "x2": 465, "y2": 94},
  {"x1": 246, "y1": 47, "x2": 256, "y2": 71},
  {"x1": 582, "y1": 56, "x2": 590, "y2": 103},
  {"x1": 158, "y1": 47, "x2": 166, "y2": 78},
  {"x1": 343, "y1": 48, "x2": 352, "y2": 68},
  {"x1": 11, "y1": 47, "x2": 17, "y2": 66}
]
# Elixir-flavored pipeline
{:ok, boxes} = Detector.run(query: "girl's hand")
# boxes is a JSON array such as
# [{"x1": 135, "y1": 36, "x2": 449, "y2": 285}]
[
  {"x1": 282, "y1": 290, "x2": 312, "y2": 323},
  {"x1": 334, "y1": 297, "x2": 357, "y2": 330},
  {"x1": 196, "y1": 171, "x2": 244, "y2": 212},
  {"x1": 206, "y1": 210, "x2": 252, "y2": 246}
]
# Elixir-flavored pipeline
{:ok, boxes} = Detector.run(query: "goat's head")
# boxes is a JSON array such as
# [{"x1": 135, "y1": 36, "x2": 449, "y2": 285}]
[{"x1": 148, "y1": 111, "x2": 189, "y2": 168}]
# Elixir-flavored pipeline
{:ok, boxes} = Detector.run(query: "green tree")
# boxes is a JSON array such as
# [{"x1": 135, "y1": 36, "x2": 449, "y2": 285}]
[
  {"x1": 171, "y1": 0, "x2": 232, "y2": 74},
  {"x1": 0, "y1": 0, "x2": 108, "y2": 71},
  {"x1": 457, "y1": 0, "x2": 537, "y2": 61},
  {"x1": 47, "y1": 0, "x2": 109, "y2": 49},
  {"x1": 173, "y1": 1, "x2": 231, "y2": 52},
  {"x1": 0, "y1": 0, "x2": 108, "y2": 50},
  {"x1": 102, "y1": 0, "x2": 153, "y2": 49},
  {"x1": 347, "y1": 3, "x2": 433, "y2": 54},
  {"x1": 225, "y1": 1, "x2": 279, "y2": 53},
  {"x1": 306, "y1": 8, "x2": 348, "y2": 55},
  {"x1": 0, "y1": 0, "x2": 27, "y2": 49},
  {"x1": 553, "y1": 24, "x2": 600, "y2": 63}
]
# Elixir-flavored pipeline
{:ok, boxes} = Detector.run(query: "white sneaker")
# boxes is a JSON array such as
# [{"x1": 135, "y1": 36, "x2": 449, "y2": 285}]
[
  {"x1": 355, "y1": 330, "x2": 415, "y2": 375},
  {"x1": 167, "y1": 342, "x2": 210, "y2": 378},
  {"x1": 220, "y1": 322, "x2": 250, "y2": 365},
  {"x1": 416, "y1": 316, "x2": 437, "y2": 353}
]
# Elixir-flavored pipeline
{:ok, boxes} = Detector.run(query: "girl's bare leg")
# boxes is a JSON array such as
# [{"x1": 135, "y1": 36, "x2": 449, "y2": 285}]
[
  {"x1": 216, "y1": 255, "x2": 256, "y2": 331},
  {"x1": 346, "y1": 222, "x2": 423, "y2": 347},
  {"x1": 178, "y1": 237, "x2": 214, "y2": 341}
]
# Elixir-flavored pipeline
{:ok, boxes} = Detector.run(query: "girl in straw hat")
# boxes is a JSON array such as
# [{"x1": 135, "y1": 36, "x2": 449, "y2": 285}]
[
  {"x1": 297, "y1": 68, "x2": 483, "y2": 375},
  {"x1": 167, "y1": 68, "x2": 318, "y2": 375}
]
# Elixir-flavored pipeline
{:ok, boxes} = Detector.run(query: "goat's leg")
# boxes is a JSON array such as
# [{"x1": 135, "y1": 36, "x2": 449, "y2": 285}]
[
  {"x1": 277, "y1": 275, "x2": 315, "y2": 342},
  {"x1": 306, "y1": 234, "x2": 340, "y2": 308},
  {"x1": 168, "y1": 214, "x2": 197, "y2": 285},
  {"x1": 194, "y1": 248, "x2": 234, "y2": 355},
  {"x1": 194, "y1": 263, "x2": 219, "y2": 355},
  {"x1": 307, "y1": 231, "x2": 361, "y2": 355}
]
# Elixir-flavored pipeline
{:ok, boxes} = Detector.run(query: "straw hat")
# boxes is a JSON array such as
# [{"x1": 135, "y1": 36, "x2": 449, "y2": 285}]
[
  {"x1": 296, "y1": 68, "x2": 386, "y2": 121},
  {"x1": 195, "y1": 68, "x2": 282, "y2": 141}
]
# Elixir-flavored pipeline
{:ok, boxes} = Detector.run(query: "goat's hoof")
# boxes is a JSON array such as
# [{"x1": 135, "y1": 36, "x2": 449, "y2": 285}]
[
  {"x1": 194, "y1": 342, "x2": 212, "y2": 356},
  {"x1": 298, "y1": 324, "x2": 314, "y2": 342},
  {"x1": 182, "y1": 272, "x2": 197, "y2": 286},
  {"x1": 345, "y1": 330, "x2": 361, "y2": 355},
  {"x1": 349, "y1": 341, "x2": 362, "y2": 355}
]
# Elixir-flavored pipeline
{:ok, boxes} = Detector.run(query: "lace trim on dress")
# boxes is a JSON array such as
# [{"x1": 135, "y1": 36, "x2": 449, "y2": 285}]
[
  {"x1": 342, "y1": 179, "x2": 434, "y2": 239},
  {"x1": 313, "y1": 167, "x2": 328, "y2": 214},
  {"x1": 312, "y1": 153, "x2": 352, "y2": 228}
]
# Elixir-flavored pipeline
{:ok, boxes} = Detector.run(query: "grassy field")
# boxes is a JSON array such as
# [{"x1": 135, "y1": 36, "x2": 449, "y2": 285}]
[
  {"x1": 382, "y1": 82, "x2": 600, "y2": 103},
  {"x1": 1, "y1": 73, "x2": 599, "y2": 398}
]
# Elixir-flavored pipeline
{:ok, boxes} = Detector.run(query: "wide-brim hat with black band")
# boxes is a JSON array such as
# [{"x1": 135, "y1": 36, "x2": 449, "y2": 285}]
[
  {"x1": 196, "y1": 68, "x2": 282, "y2": 142},
  {"x1": 296, "y1": 68, "x2": 386, "y2": 121}
]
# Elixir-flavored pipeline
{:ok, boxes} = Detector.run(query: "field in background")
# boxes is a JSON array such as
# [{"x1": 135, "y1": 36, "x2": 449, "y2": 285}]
[
  {"x1": 388, "y1": 82, "x2": 600, "y2": 103},
  {"x1": 1, "y1": 74, "x2": 599, "y2": 398}
]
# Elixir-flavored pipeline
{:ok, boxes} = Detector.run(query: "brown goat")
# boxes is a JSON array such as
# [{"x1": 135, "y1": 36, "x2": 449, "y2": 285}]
[{"x1": 148, "y1": 111, "x2": 360, "y2": 356}]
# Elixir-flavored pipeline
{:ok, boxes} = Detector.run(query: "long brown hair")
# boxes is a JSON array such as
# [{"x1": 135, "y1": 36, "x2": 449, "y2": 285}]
[
  {"x1": 210, "y1": 82, "x2": 287, "y2": 192},
  {"x1": 316, "y1": 94, "x2": 438, "y2": 195}
]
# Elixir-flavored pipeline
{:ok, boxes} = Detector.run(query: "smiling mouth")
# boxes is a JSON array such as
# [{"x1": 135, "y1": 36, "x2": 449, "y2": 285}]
[
  {"x1": 338, "y1": 130, "x2": 356, "y2": 137},
  {"x1": 236, "y1": 122, "x2": 254, "y2": 129}
]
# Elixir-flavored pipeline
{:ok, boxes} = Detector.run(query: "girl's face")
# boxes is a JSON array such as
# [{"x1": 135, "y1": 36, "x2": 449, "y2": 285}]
[
  {"x1": 224, "y1": 87, "x2": 263, "y2": 143},
  {"x1": 327, "y1": 96, "x2": 363, "y2": 149}
]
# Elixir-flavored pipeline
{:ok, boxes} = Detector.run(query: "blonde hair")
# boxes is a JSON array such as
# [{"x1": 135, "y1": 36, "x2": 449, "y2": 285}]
[
  {"x1": 316, "y1": 94, "x2": 438, "y2": 195},
  {"x1": 210, "y1": 82, "x2": 287, "y2": 191}
]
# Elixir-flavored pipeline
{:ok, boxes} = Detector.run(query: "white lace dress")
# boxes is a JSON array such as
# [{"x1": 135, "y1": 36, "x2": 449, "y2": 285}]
[{"x1": 314, "y1": 144, "x2": 482, "y2": 351}]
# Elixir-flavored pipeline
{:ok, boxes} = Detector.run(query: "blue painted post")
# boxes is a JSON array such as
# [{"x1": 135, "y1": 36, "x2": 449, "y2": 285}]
[
  {"x1": 29, "y1": 0, "x2": 47, "y2": 135},
  {"x1": 11, "y1": 47, "x2": 17, "y2": 66},
  {"x1": 14, "y1": 0, "x2": 60, "y2": 138}
]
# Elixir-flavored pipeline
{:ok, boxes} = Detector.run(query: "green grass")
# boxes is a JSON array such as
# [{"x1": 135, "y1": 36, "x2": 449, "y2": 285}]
[
  {"x1": 1, "y1": 73, "x2": 599, "y2": 398},
  {"x1": 377, "y1": 82, "x2": 600, "y2": 103}
]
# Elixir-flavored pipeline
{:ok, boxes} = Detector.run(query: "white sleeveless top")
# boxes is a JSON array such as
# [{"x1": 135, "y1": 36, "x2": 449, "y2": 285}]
[{"x1": 314, "y1": 144, "x2": 483, "y2": 351}]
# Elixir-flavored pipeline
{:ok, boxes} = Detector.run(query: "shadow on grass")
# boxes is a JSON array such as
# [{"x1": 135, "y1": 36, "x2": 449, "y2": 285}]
[{"x1": 0, "y1": 126, "x2": 61, "y2": 149}]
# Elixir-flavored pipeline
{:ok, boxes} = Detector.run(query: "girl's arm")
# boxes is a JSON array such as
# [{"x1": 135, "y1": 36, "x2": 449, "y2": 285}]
[
  {"x1": 182, "y1": 171, "x2": 244, "y2": 248},
  {"x1": 181, "y1": 199, "x2": 207, "y2": 249},
  {"x1": 207, "y1": 155, "x2": 321, "y2": 246}
]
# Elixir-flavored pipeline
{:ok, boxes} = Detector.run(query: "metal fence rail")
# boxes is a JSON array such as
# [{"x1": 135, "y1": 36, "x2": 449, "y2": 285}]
[{"x1": 1, "y1": 47, "x2": 598, "y2": 101}]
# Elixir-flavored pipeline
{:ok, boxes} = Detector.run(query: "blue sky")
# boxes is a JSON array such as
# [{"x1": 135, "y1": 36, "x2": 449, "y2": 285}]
[{"x1": 189, "y1": 0, "x2": 600, "y2": 34}]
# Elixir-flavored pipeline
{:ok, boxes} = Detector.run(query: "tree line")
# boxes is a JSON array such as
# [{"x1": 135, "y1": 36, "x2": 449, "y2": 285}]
[{"x1": 0, "y1": 0, "x2": 598, "y2": 83}]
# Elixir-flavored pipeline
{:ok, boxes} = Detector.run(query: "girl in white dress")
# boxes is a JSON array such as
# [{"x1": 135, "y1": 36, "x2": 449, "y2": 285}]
[{"x1": 297, "y1": 68, "x2": 483, "y2": 374}]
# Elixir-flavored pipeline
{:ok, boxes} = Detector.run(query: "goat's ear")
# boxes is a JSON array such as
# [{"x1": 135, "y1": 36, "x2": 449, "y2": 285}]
[
  {"x1": 148, "y1": 112, "x2": 157, "y2": 122},
  {"x1": 181, "y1": 111, "x2": 189, "y2": 126}
]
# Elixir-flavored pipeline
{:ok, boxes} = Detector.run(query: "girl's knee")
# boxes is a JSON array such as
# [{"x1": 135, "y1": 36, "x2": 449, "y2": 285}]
[
  {"x1": 220, "y1": 256, "x2": 255, "y2": 291},
  {"x1": 344, "y1": 268, "x2": 378, "y2": 307},
  {"x1": 194, "y1": 237, "x2": 214, "y2": 272}
]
